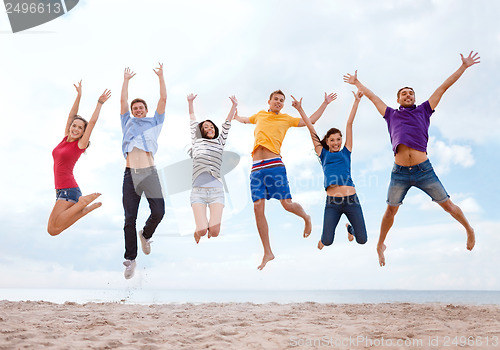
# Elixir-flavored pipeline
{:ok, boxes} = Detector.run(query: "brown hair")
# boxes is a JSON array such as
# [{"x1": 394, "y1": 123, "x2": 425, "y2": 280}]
[
  {"x1": 269, "y1": 90, "x2": 285, "y2": 101},
  {"x1": 130, "y1": 98, "x2": 148, "y2": 111},
  {"x1": 71, "y1": 115, "x2": 90, "y2": 149},
  {"x1": 319, "y1": 128, "x2": 342, "y2": 150},
  {"x1": 397, "y1": 87, "x2": 414, "y2": 99}
]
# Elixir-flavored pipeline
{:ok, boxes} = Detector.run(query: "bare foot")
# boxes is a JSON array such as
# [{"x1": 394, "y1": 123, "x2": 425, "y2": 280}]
[
  {"x1": 377, "y1": 243, "x2": 386, "y2": 267},
  {"x1": 194, "y1": 231, "x2": 201, "y2": 244},
  {"x1": 82, "y1": 202, "x2": 102, "y2": 214},
  {"x1": 303, "y1": 215, "x2": 312, "y2": 238},
  {"x1": 78, "y1": 192, "x2": 101, "y2": 206},
  {"x1": 257, "y1": 253, "x2": 275, "y2": 270},
  {"x1": 346, "y1": 223, "x2": 354, "y2": 242},
  {"x1": 317, "y1": 240, "x2": 324, "y2": 250},
  {"x1": 466, "y1": 228, "x2": 475, "y2": 250}
]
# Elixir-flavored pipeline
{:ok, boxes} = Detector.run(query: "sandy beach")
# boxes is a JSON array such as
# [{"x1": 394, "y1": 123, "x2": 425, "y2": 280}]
[{"x1": 1, "y1": 301, "x2": 499, "y2": 349}]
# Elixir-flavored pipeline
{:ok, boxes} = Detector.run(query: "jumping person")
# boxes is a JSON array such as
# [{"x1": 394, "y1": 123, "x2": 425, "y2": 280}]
[
  {"x1": 344, "y1": 51, "x2": 479, "y2": 266},
  {"x1": 48, "y1": 81, "x2": 111, "y2": 236},
  {"x1": 292, "y1": 91, "x2": 367, "y2": 250},
  {"x1": 187, "y1": 93, "x2": 238, "y2": 244},
  {"x1": 120, "y1": 64, "x2": 166, "y2": 279},
  {"x1": 235, "y1": 90, "x2": 336, "y2": 270}
]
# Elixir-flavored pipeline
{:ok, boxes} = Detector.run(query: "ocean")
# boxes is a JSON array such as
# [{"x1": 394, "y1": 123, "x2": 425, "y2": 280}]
[{"x1": 1, "y1": 289, "x2": 500, "y2": 305}]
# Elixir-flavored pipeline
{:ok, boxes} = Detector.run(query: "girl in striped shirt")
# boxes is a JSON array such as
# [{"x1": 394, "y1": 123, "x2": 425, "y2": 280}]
[{"x1": 187, "y1": 94, "x2": 238, "y2": 243}]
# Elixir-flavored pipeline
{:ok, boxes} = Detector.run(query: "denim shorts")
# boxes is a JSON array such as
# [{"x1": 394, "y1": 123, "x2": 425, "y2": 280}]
[
  {"x1": 387, "y1": 159, "x2": 449, "y2": 206},
  {"x1": 190, "y1": 187, "x2": 225, "y2": 206},
  {"x1": 55, "y1": 187, "x2": 82, "y2": 204},
  {"x1": 250, "y1": 158, "x2": 292, "y2": 202}
]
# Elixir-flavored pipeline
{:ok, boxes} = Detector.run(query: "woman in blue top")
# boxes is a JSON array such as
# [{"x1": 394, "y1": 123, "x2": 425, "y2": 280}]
[{"x1": 292, "y1": 91, "x2": 367, "y2": 249}]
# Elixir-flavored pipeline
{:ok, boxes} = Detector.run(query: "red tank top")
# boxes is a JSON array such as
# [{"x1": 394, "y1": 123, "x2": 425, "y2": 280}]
[{"x1": 52, "y1": 136, "x2": 85, "y2": 189}]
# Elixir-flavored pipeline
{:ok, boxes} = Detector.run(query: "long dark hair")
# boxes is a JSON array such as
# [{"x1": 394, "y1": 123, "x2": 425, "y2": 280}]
[
  {"x1": 198, "y1": 120, "x2": 219, "y2": 139},
  {"x1": 319, "y1": 127, "x2": 342, "y2": 150}
]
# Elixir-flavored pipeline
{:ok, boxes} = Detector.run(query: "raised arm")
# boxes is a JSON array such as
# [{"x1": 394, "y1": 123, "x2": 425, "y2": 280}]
[
  {"x1": 187, "y1": 93, "x2": 197, "y2": 121},
  {"x1": 154, "y1": 63, "x2": 167, "y2": 115},
  {"x1": 65, "y1": 80, "x2": 82, "y2": 136},
  {"x1": 297, "y1": 92, "x2": 337, "y2": 127},
  {"x1": 78, "y1": 89, "x2": 111, "y2": 149},
  {"x1": 344, "y1": 91, "x2": 363, "y2": 152},
  {"x1": 292, "y1": 96, "x2": 323, "y2": 156},
  {"x1": 121, "y1": 67, "x2": 135, "y2": 115},
  {"x1": 428, "y1": 51, "x2": 480, "y2": 110},
  {"x1": 226, "y1": 96, "x2": 238, "y2": 121},
  {"x1": 344, "y1": 70, "x2": 387, "y2": 116},
  {"x1": 233, "y1": 111, "x2": 251, "y2": 124}
]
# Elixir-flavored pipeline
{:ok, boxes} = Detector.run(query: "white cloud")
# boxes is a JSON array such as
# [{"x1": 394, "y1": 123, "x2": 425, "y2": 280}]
[{"x1": 428, "y1": 136, "x2": 475, "y2": 174}]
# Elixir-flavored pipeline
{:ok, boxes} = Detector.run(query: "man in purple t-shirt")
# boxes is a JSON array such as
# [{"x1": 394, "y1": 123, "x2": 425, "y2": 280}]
[{"x1": 344, "y1": 51, "x2": 480, "y2": 267}]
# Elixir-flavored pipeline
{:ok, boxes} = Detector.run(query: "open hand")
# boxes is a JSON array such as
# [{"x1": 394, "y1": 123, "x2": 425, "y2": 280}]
[
  {"x1": 343, "y1": 70, "x2": 358, "y2": 85},
  {"x1": 124, "y1": 67, "x2": 136, "y2": 80},
  {"x1": 98, "y1": 89, "x2": 111, "y2": 104},
  {"x1": 461, "y1": 51, "x2": 480, "y2": 68},
  {"x1": 324, "y1": 92, "x2": 337, "y2": 104}
]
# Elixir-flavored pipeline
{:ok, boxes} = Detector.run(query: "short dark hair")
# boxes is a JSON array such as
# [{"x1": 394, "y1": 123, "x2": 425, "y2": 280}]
[
  {"x1": 320, "y1": 128, "x2": 342, "y2": 150},
  {"x1": 269, "y1": 90, "x2": 285, "y2": 101},
  {"x1": 397, "y1": 87, "x2": 414, "y2": 99},
  {"x1": 130, "y1": 98, "x2": 148, "y2": 111}
]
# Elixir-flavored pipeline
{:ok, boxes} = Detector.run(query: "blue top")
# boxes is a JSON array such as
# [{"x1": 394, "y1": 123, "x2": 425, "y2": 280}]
[
  {"x1": 384, "y1": 100, "x2": 434, "y2": 154},
  {"x1": 121, "y1": 110, "x2": 165, "y2": 159},
  {"x1": 319, "y1": 147, "x2": 354, "y2": 189}
]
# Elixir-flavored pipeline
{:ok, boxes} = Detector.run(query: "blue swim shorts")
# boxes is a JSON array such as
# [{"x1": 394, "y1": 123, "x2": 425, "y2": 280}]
[
  {"x1": 250, "y1": 158, "x2": 292, "y2": 202},
  {"x1": 55, "y1": 187, "x2": 82, "y2": 204},
  {"x1": 387, "y1": 159, "x2": 450, "y2": 206}
]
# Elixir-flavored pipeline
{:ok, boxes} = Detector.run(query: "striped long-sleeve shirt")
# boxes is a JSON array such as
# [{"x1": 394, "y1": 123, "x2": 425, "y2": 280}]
[{"x1": 190, "y1": 120, "x2": 231, "y2": 185}]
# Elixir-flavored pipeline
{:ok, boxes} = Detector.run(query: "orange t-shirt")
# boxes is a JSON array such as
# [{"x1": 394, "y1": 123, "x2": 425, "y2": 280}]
[{"x1": 249, "y1": 110, "x2": 300, "y2": 155}]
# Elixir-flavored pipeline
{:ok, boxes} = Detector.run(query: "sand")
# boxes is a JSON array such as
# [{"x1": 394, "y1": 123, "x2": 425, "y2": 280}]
[{"x1": 1, "y1": 301, "x2": 499, "y2": 349}]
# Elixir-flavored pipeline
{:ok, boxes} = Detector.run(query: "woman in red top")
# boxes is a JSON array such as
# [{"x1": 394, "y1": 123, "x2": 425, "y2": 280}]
[{"x1": 47, "y1": 81, "x2": 111, "y2": 236}]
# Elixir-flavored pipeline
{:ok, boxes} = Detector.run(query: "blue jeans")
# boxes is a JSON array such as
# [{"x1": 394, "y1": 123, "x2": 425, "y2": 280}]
[
  {"x1": 123, "y1": 167, "x2": 165, "y2": 261},
  {"x1": 321, "y1": 194, "x2": 367, "y2": 246},
  {"x1": 387, "y1": 159, "x2": 449, "y2": 206}
]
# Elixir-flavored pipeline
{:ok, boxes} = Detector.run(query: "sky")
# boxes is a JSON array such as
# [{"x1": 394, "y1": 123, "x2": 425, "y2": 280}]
[{"x1": 0, "y1": 0, "x2": 499, "y2": 294}]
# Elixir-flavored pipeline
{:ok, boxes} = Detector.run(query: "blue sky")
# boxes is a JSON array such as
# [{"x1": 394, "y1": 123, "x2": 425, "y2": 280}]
[{"x1": 0, "y1": 0, "x2": 499, "y2": 292}]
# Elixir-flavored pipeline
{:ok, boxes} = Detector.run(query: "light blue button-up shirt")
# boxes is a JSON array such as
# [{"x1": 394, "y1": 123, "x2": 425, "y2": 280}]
[{"x1": 121, "y1": 111, "x2": 165, "y2": 158}]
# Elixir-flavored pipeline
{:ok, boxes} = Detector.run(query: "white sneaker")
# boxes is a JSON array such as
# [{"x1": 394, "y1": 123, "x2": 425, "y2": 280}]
[
  {"x1": 123, "y1": 260, "x2": 136, "y2": 279},
  {"x1": 138, "y1": 229, "x2": 151, "y2": 255}
]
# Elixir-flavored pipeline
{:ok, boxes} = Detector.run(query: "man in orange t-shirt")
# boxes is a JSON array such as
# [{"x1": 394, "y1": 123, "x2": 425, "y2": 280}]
[{"x1": 235, "y1": 90, "x2": 336, "y2": 270}]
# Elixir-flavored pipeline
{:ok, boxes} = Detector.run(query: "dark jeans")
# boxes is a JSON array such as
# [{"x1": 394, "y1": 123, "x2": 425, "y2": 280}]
[
  {"x1": 123, "y1": 167, "x2": 165, "y2": 260},
  {"x1": 321, "y1": 193, "x2": 367, "y2": 246}
]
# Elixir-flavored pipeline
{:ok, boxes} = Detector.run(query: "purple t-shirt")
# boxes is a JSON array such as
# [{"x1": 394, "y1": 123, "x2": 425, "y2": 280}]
[{"x1": 384, "y1": 100, "x2": 434, "y2": 154}]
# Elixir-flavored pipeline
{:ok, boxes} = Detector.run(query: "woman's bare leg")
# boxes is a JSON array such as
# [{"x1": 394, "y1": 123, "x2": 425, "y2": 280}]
[
  {"x1": 47, "y1": 193, "x2": 101, "y2": 236},
  {"x1": 192, "y1": 203, "x2": 208, "y2": 244},
  {"x1": 207, "y1": 203, "x2": 224, "y2": 238}
]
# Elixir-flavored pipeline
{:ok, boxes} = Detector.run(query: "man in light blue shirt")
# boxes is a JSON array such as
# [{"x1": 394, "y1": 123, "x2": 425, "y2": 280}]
[{"x1": 120, "y1": 64, "x2": 167, "y2": 279}]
